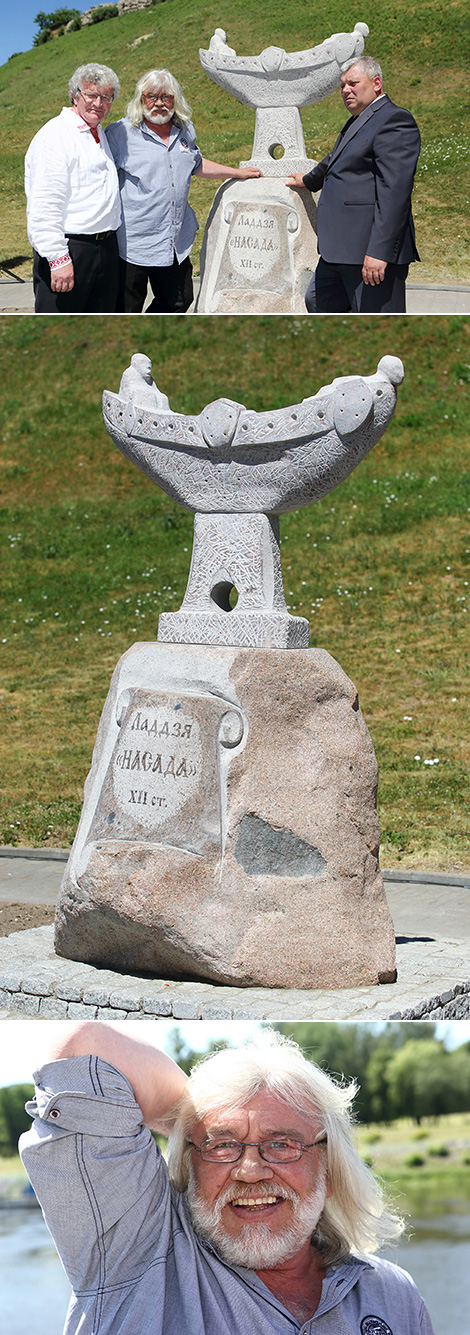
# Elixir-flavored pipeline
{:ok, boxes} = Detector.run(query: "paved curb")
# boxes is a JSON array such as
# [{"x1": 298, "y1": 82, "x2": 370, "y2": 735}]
[
  {"x1": 382, "y1": 869, "x2": 470, "y2": 887},
  {"x1": 1, "y1": 280, "x2": 470, "y2": 315},
  {"x1": 392, "y1": 980, "x2": 470, "y2": 1020},
  {"x1": 0, "y1": 847, "x2": 68, "y2": 861},
  {"x1": 0, "y1": 925, "x2": 468, "y2": 1022},
  {"x1": 0, "y1": 849, "x2": 68, "y2": 859}
]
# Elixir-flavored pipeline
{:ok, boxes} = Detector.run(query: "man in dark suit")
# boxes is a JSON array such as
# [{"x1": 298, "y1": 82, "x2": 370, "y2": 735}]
[{"x1": 287, "y1": 58, "x2": 421, "y2": 313}]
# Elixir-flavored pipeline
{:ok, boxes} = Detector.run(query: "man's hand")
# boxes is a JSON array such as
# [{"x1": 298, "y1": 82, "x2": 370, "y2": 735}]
[
  {"x1": 237, "y1": 166, "x2": 263, "y2": 179},
  {"x1": 286, "y1": 173, "x2": 306, "y2": 189},
  {"x1": 362, "y1": 255, "x2": 387, "y2": 285},
  {"x1": 50, "y1": 261, "x2": 74, "y2": 293}
]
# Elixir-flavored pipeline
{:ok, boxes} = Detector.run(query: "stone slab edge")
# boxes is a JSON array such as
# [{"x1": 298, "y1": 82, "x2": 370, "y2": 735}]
[{"x1": 0, "y1": 926, "x2": 468, "y2": 1022}]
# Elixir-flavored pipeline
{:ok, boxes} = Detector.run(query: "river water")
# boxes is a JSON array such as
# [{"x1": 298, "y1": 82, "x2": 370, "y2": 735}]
[{"x1": 1, "y1": 1203, "x2": 469, "y2": 1334}]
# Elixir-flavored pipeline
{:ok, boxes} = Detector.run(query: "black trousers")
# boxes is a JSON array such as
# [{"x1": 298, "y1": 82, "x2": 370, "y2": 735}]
[
  {"x1": 116, "y1": 254, "x2": 193, "y2": 314},
  {"x1": 305, "y1": 257, "x2": 409, "y2": 314},
  {"x1": 33, "y1": 233, "x2": 119, "y2": 313}
]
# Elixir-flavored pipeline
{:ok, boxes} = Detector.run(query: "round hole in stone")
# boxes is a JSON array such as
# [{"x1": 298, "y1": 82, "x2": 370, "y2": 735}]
[
  {"x1": 268, "y1": 143, "x2": 285, "y2": 160},
  {"x1": 211, "y1": 581, "x2": 239, "y2": 612}
]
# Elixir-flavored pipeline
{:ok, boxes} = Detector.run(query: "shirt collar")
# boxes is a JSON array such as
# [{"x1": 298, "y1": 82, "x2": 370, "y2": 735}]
[
  {"x1": 139, "y1": 117, "x2": 182, "y2": 145},
  {"x1": 351, "y1": 92, "x2": 387, "y2": 127},
  {"x1": 61, "y1": 106, "x2": 102, "y2": 134}
]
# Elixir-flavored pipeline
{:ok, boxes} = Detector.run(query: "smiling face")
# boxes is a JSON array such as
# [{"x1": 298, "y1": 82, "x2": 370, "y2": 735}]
[
  {"x1": 340, "y1": 64, "x2": 383, "y2": 116},
  {"x1": 186, "y1": 1089, "x2": 329, "y2": 1270}
]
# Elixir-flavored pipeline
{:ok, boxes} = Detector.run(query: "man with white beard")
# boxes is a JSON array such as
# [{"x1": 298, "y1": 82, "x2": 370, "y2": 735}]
[
  {"x1": 106, "y1": 69, "x2": 262, "y2": 312},
  {"x1": 20, "y1": 1025, "x2": 435, "y2": 1334}
]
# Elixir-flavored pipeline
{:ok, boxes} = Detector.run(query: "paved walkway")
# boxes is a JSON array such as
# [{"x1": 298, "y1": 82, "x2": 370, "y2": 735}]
[
  {"x1": 1, "y1": 277, "x2": 470, "y2": 314},
  {"x1": 0, "y1": 849, "x2": 468, "y2": 1021}
]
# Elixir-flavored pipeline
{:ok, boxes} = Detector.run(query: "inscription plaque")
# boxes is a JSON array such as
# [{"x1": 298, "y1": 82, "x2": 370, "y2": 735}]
[
  {"x1": 89, "y1": 688, "x2": 244, "y2": 855},
  {"x1": 216, "y1": 201, "x2": 293, "y2": 295}
]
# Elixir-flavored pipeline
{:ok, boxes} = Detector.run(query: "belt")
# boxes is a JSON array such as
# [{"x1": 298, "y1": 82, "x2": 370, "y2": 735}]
[{"x1": 66, "y1": 231, "x2": 115, "y2": 242}]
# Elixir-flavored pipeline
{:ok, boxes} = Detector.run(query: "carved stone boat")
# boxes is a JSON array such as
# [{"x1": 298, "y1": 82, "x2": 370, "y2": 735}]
[
  {"x1": 102, "y1": 355, "x2": 404, "y2": 518},
  {"x1": 199, "y1": 23, "x2": 369, "y2": 108}
]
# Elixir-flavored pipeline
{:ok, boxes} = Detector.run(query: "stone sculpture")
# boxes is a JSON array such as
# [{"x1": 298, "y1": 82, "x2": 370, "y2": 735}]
[
  {"x1": 102, "y1": 353, "x2": 404, "y2": 648},
  {"x1": 55, "y1": 354, "x2": 403, "y2": 991},
  {"x1": 195, "y1": 22, "x2": 369, "y2": 311},
  {"x1": 199, "y1": 23, "x2": 370, "y2": 174}
]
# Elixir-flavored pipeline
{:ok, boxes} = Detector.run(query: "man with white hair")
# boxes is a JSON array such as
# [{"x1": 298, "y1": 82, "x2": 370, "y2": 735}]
[
  {"x1": 106, "y1": 68, "x2": 263, "y2": 312},
  {"x1": 25, "y1": 63, "x2": 121, "y2": 312},
  {"x1": 20, "y1": 1024, "x2": 435, "y2": 1334},
  {"x1": 287, "y1": 57, "x2": 421, "y2": 313}
]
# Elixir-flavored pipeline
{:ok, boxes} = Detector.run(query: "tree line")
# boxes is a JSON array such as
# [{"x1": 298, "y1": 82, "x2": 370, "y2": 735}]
[
  {"x1": 166, "y1": 1022, "x2": 470, "y2": 1127},
  {"x1": 1, "y1": 1023, "x2": 469, "y2": 1155}
]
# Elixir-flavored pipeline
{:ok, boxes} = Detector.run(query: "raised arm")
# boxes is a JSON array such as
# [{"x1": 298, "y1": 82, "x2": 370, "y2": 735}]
[{"x1": 39, "y1": 1021, "x2": 188, "y2": 1130}]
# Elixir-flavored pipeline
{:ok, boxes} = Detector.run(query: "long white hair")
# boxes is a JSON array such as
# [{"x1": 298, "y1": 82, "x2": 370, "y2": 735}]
[
  {"x1": 165, "y1": 1030, "x2": 405, "y2": 1266},
  {"x1": 127, "y1": 69, "x2": 192, "y2": 128}
]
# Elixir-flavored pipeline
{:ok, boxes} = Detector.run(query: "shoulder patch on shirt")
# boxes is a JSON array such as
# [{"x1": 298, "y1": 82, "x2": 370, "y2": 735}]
[{"x1": 361, "y1": 1319, "x2": 393, "y2": 1335}]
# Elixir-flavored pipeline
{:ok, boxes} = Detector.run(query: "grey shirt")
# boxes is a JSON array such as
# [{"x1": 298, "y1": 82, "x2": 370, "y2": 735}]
[
  {"x1": 20, "y1": 1056, "x2": 435, "y2": 1335},
  {"x1": 105, "y1": 117, "x2": 202, "y2": 266}
]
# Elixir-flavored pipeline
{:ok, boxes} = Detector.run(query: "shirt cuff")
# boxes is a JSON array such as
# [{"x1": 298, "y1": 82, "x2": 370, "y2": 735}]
[
  {"x1": 26, "y1": 1056, "x2": 144, "y2": 1135},
  {"x1": 49, "y1": 252, "x2": 71, "y2": 269}
]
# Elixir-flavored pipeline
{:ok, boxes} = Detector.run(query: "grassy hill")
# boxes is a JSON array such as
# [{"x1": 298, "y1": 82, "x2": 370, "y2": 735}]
[
  {"x1": 1, "y1": 312, "x2": 469, "y2": 865},
  {"x1": 1, "y1": 0, "x2": 469, "y2": 283}
]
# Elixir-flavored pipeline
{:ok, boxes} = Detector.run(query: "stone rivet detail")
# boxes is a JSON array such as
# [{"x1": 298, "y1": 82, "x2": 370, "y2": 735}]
[{"x1": 218, "y1": 709, "x2": 244, "y2": 748}]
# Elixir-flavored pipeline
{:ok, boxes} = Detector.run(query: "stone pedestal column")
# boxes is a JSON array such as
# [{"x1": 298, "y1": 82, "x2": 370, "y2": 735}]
[{"x1": 55, "y1": 642, "x2": 396, "y2": 990}]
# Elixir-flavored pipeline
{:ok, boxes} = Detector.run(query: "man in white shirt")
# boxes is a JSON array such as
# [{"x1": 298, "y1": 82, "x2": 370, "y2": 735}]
[{"x1": 25, "y1": 62, "x2": 122, "y2": 312}]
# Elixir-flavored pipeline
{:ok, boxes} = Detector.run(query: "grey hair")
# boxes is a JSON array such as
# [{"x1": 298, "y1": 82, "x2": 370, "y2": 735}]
[
  {"x1": 341, "y1": 56, "x2": 383, "y2": 84},
  {"x1": 69, "y1": 63, "x2": 120, "y2": 102},
  {"x1": 126, "y1": 69, "x2": 192, "y2": 128},
  {"x1": 165, "y1": 1031, "x2": 405, "y2": 1267}
]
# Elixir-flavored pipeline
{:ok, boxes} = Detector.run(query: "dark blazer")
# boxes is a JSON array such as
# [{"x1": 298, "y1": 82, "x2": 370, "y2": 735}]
[{"x1": 303, "y1": 95, "x2": 421, "y2": 265}]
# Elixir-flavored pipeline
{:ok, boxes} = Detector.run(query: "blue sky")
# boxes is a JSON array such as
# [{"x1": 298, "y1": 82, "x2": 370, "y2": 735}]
[
  {"x1": 1, "y1": 1021, "x2": 469, "y2": 1087},
  {"x1": 0, "y1": 3, "x2": 86, "y2": 67}
]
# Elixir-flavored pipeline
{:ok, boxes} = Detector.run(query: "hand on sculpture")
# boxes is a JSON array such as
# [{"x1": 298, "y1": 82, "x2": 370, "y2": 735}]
[
  {"x1": 50, "y1": 261, "x2": 74, "y2": 293},
  {"x1": 362, "y1": 255, "x2": 387, "y2": 285},
  {"x1": 237, "y1": 166, "x2": 264, "y2": 178},
  {"x1": 286, "y1": 173, "x2": 306, "y2": 189}
]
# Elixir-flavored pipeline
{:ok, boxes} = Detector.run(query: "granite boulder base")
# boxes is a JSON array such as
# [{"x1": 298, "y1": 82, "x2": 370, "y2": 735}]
[
  {"x1": 195, "y1": 178, "x2": 319, "y2": 314},
  {"x1": 55, "y1": 642, "x2": 396, "y2": 989}
]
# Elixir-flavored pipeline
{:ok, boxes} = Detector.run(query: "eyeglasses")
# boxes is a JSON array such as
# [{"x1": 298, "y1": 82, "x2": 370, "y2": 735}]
[
  {"x1": 78, "y1": 90, "x2": 113, "y2": 105},
  {"x1": 188, "y1": 1134, "x2": 327, "y2": 1164},
  {"x1": 143, "y1": 92, "x2": 174, "y2": 105}
]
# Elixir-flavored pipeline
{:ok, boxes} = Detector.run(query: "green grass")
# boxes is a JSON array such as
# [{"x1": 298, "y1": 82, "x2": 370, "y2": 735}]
[
  {"x1": 1, "y1": 313, "x2": 469, "y2": 863},
  {"x1": 357, "y1": 1111, "x2": 470, "y2": 1211},
  {"x1": 1, "y1": 0, "x2": 469, "y2": 282}
]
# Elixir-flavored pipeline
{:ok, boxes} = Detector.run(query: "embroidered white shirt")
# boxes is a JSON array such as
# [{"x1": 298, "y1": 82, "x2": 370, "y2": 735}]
[{"x1": 25, "y1": 107, "x2": 121, "y2": 261}]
